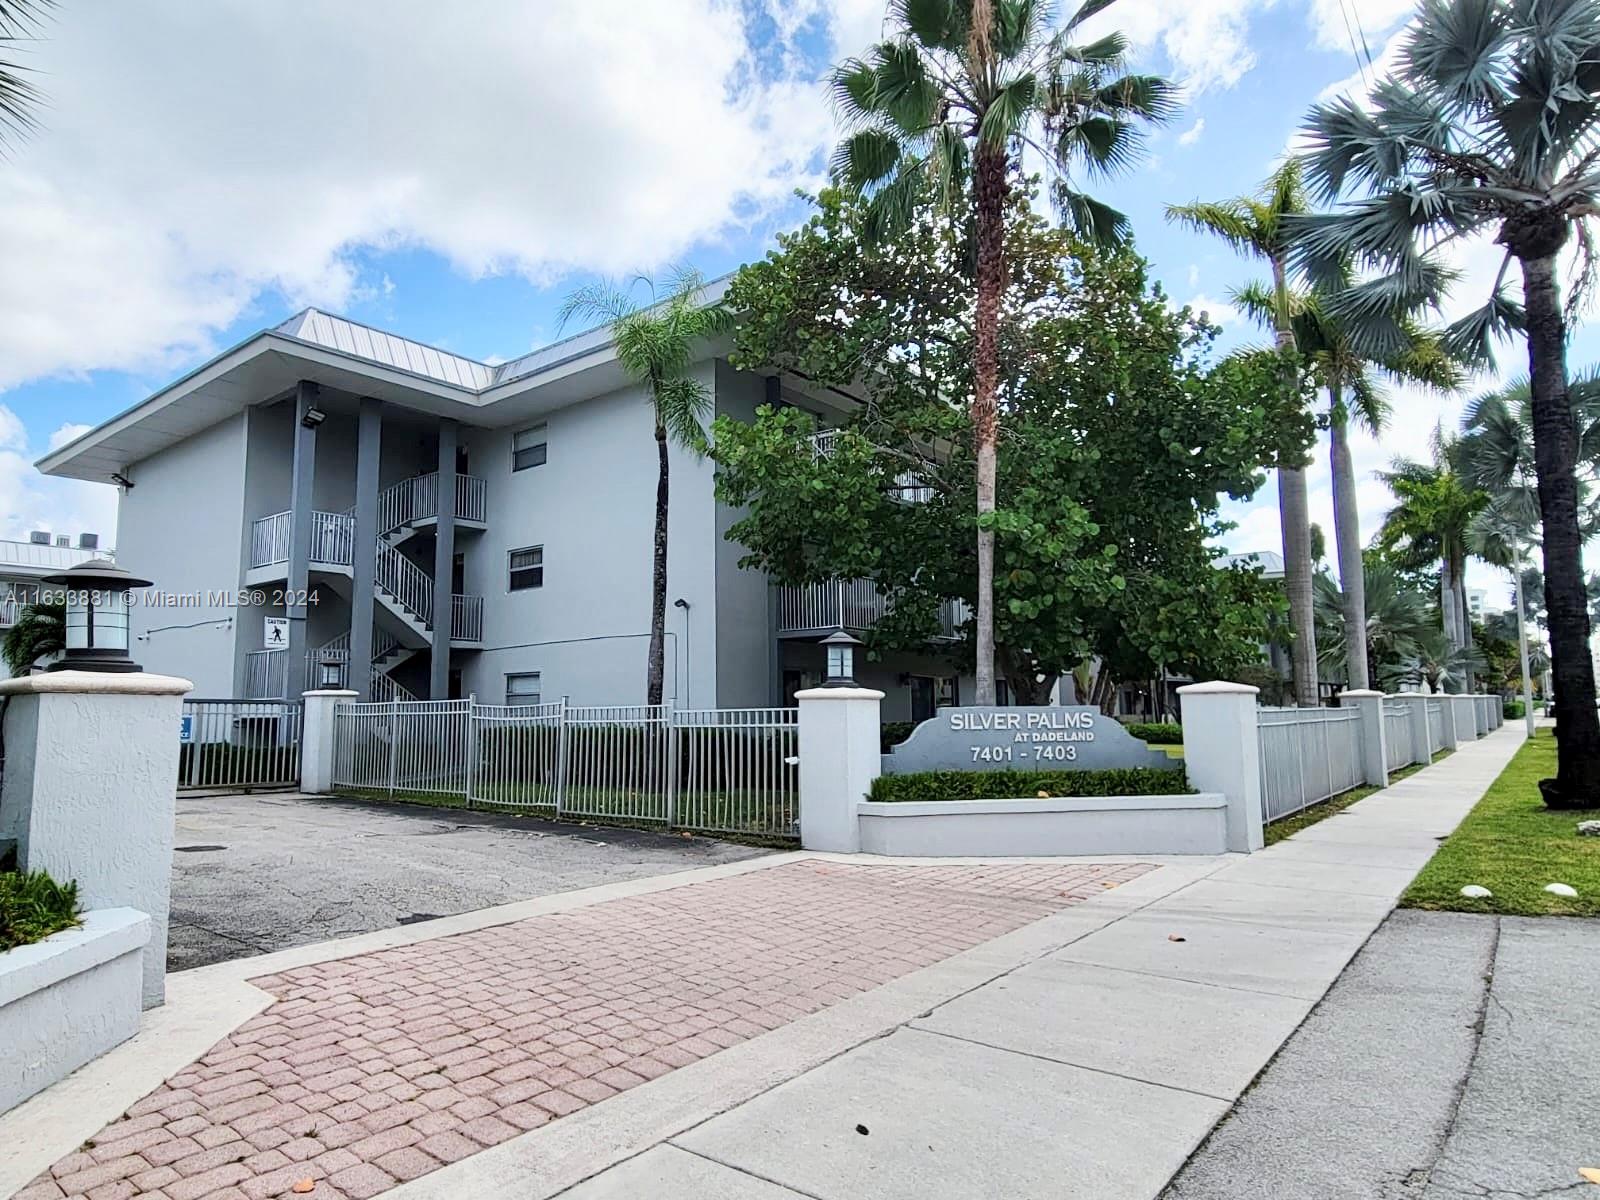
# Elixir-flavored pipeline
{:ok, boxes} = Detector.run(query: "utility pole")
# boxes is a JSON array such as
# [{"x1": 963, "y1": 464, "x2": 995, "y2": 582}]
[{"x1": 1514, "y1": 542, "x2": 1536, "y2": 739}]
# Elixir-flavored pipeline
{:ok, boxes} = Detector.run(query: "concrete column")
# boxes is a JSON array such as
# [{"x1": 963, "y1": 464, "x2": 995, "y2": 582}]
[
  {"x1": 797, "y1": 686, "x2": 884, "y2": 853},
  {"x1": 349, "y1": 398, "x2": 383, "y2": 700},
  {"x1": 1341, "y1": 689, "x2": 1389, "y2": 786},
  {"x1": 300, "y1": 688, "x2": 358, "y2": 794},
  {"x1": 431, "y1": 419, "x2": 458, "y2": 700},
  {"x1": 1395, "y1": 691, "x2": 1433, "y2": 763},
  {"x1": 0, "y1": 671, "x2": 193, "y2": 1008},
  {"x1": 1449, "y1": 695, "x2": 1479, "y2": 741},
  {"x1": 286, "y1": 381, "x2": 320, "y2": 690},
  {"x1": 1176, "y1": 681, "x2": 1263, "y2": 854},
  {"x1": 1437, "y1": 693, "x2": 1459, "y2": 749}
]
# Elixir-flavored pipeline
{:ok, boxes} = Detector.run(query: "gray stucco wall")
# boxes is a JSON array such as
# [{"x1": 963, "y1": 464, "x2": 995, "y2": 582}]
[
  {"x1": 458, "y1": 365, "x2": 724, "y2": 708},
  {"x1": 712, "y1": 362, "x2": 778, "y2": 708},
  {"x1": 120, "y1": 413, "x2": 246, "y2": 697}
]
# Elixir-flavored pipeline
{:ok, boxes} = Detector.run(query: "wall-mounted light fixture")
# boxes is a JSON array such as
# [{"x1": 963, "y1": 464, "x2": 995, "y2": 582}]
[
  {"x1": 300, "y1": 407, "x2": 327, "y2": 429},
  {"x1": 110, "y1": 473, "x2": 134, "y2": 489}
]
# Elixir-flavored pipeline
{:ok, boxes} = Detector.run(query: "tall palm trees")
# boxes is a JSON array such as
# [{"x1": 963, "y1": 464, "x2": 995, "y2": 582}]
[
  {"x1": 1378, "y1": 428, "x2": 1488, "y2": 680},
  {"x1": 0, "y1": 0, "x2": 53, "y2": 148},
  {"x1": 1168, "y1": 163, "x2": 1319, "y2": 705},
  {"x1": 559, "y1": 270, "x2": 733, "y2": 706},
  {"x1": 1234, "y1": 278, "x2": 1461, "y2": 690},
  {"x1": 830, "y1": 0, "x2": 1176, "y2": 703},
  {"x1": 1293, "y1": 0, "x2": 1600, "y2": 803}
]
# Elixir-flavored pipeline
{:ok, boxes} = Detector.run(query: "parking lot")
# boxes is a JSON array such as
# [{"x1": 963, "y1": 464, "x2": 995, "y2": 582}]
[{"x1": 168, "y1": 791, "x2": 772, "y2": 970}]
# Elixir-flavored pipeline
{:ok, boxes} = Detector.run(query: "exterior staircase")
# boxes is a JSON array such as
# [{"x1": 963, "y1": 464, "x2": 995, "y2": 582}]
[{"x1": 244, "y1": 471, "x2": 486, "y2": 699}]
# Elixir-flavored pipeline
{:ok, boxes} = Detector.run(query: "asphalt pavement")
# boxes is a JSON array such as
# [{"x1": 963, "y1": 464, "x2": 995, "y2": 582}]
[
  {"x1": 1165, "y1": 909, "x2": 1600, "y2": 1200},
  {"x1": 168, "y1": 791, "x2": 770, "y2": 970}
]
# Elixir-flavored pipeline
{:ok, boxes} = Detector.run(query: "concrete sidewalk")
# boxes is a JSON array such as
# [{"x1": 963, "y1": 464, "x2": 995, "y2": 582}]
[
  {"x1": 390, "y1": 726, "x2": 1525, "y2": 1200},
  {"x1": 2, "y1": 725, "x2": 1523, "y2": 1200}
]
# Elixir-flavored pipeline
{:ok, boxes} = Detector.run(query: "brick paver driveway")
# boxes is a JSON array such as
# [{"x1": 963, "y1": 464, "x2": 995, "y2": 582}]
[{"x1": 24, "y1": 859, "x2": 1151, "y2": 1200}]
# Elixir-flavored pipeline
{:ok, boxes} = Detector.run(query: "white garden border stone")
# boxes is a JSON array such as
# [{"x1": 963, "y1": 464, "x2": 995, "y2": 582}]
[
  {"x1": 856, "y1": 793, "x2": 1230, "y2": 857},
  {"x1": 0, "y1": 908, "x2": 149, "y2": 1115}
]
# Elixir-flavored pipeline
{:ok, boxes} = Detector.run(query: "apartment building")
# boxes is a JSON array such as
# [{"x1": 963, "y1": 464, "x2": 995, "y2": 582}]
[
  {"x1": 38, "y1": 296, "x2": 970, "y2": 718},
  {"x1": 0, "y1": 531, "x2": 110, "y2": 678}
]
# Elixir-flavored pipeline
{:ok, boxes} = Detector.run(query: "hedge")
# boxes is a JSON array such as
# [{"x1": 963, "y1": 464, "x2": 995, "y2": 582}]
[
  {"x1": 881, "y1": 722, "x2": 917, "y2": 753},
  {"x1": 1123, "y1": 721, "x2": 1182, "y2": 745},
  {"x1": 1503, "y1": 700, "x2": 1525, "y2": 720},
  {"x1": 867, "y1": 766, "x2": 1191, "y2": 803},
  {"x1": 1, "y1": 868, "x2": 81, "y2": 952}
]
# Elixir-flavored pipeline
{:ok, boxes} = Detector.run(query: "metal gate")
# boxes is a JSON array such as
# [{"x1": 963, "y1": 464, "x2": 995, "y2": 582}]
[
  {"x1": 330, "y1": 698, "x2": 799, "y2": 840},
  {"x1": 179, "y1": 699, "x2": 303, "y2": 791}
]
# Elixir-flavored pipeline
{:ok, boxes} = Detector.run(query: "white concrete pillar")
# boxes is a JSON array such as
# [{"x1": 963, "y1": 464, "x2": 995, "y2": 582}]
[
  {"x1": 1437, "y1": 694, "x2": 1458, "y2": 749},
  {"x1": 1176, "y1": 681, "x2": 1263, "y2": 854},
  {"x1": 1449, "y1": 695, "x2": 1479, "y2": 741},
  {"x1": 1394, "y1": 691, "x2": 1433, "y2": 764},
  {"x1": 300, "y1": 689, "x2": 358, "y2": 794},
  {"x1": 796, "y1": 686, "x2": 884, "y2": 853},
  {"x1": 0, "y1": 671, "x2": 192, "y2": 1008},
  {"x1": 1340, "y1": 690, "x2": 1389, "y2": 786}
]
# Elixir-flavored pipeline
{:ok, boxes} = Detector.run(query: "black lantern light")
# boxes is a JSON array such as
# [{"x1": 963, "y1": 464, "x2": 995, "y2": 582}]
[
  {"x1": 821, "y1": 629, "x2": 863, "y2": 688},
  {"x1": 319, "y1": 654, "x2": 344, "y2": 690},
  {"x1": 41, "y1": 559, "x2": 152, "y2": 673}
]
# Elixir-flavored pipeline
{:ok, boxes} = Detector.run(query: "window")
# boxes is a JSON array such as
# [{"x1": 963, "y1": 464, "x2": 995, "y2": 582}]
[
  {"x1": 512, "y1": 425, "x2": 547, "y2": 471},
  {"x1": 508, "y1": 545, "x2": 544, "y2": 591},
  {"x1": 505, "y1": 672, "x2": 541, "y2": 706}
]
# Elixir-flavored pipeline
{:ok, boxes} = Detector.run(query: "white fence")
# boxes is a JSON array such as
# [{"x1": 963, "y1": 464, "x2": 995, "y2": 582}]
[
  {"x1": 330, "y1": 698, "x2": 799, "y2": 840},
  {"x1": 1383, "y1": 699, "x2": 1416, "y2": 773},
  {"x1": 1256, "y1": 707, "x2": 1364, "y2": 822},
  {"x1": 1255, "y1": 691, "x2": 1502, "y2": 825},
  {"x1": 179, "y1": 699, "x2": 302, "y2": 791}
]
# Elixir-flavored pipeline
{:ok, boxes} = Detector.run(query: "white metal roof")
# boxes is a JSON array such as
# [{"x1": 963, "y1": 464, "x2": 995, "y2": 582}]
[{"x1": 40, "y1": 276, "x2": 736, "y2": 484}]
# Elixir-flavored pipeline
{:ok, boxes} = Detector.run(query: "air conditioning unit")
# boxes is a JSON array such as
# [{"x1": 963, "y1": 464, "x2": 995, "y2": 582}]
[
  {"x1": 54, "y1": 535, "x2": 69, "y2": 547},
  {"x1": 79, "y1": 533, "x2": 99, "y2": 550},
  {"x1": 29, "y1": 531, "x2": 49, "y2": 545}
]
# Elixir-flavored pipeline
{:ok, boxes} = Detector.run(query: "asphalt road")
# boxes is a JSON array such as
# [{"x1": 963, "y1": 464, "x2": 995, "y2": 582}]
[
  {"x1": 168, "y1": 791, "x2": 771, "y2": 971},
  {"x1": 1164, "y1": 908, "x2": 1600, "y2": 1200}
]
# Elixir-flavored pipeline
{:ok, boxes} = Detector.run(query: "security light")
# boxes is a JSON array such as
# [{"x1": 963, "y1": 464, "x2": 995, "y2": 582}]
[{"x1": 301, "y1": 407, "x2": 327, "y2": 429}]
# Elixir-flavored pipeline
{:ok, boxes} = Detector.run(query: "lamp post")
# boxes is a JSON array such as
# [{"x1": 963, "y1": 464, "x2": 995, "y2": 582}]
[
  {"x1": 821, "y1": 629, "x2": 862, "y2": 688},
  {"x1": 1512, "y1": 542, "x2": 1536, "y2": 738},
  {"x1": 40, "y1": 558, "x2": 152, "y2": 673}
]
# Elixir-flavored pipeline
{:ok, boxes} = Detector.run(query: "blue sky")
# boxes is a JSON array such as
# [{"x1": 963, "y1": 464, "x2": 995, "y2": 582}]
[{"x1": 1, "y1": 0, "x2": 1588, "y2": 606}]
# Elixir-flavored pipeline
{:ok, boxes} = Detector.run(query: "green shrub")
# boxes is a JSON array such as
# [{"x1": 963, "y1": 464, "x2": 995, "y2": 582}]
[
  {"x1": 1503, "y1": 700, "x2": 1525, "y2": 720},
  {"x1": 0, "y1": 869, "x2": 81, "y2": 952},
  {"x1": 881, "y1": 722, "x2": 917, "y2": 753},
  {"x1": 1123, "y1": 721, "x2": 1182, "y2": 745},
  {"x1": 868, "y1": 766, "x2": 1191, "y2": 803}
]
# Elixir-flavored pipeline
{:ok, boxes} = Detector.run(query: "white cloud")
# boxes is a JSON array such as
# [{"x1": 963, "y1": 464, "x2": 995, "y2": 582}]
[
  {"x1": 0, "y1": 0, "x2": 842, "y2": 392},
  {"x1": 1178, "y1": 118, "x2": 1207, "y2": 147},
  {"x1": 1186, "y1": 293, "x2": 1240, "y2": 327},
  {"x1": 0, "y1": 409, "x2": 119, "y2": 546},
  {"x1": 1090, "y1": 0, "x2": 1266, "y2": 93}
]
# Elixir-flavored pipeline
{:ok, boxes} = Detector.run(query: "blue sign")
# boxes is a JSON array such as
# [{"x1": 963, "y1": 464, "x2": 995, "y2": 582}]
[{"x1": 179, "y1": 714, "x2": 193, "y2": 744}]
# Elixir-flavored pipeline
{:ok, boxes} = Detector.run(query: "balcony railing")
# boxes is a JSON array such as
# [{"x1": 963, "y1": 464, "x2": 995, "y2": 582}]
[
  {"x1": 777, "y1": 580, "x2": 968, "y2": 640},
  {"x1": 249, "y1": 510, "x2": 353, "y2": 569},
  {"x1": 807, "y1": 429, "x2": 932, "y2": 503},
  {"x1": 451, "y1": 594, "x2": 484, "y2": 642},
  {"x1": 250, "y1": 472, "x2": 487, "y2": 570}
]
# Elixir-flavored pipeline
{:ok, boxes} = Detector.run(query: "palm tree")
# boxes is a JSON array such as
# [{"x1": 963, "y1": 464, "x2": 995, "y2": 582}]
[
  {"x1": 2, "y1": 600, "x2": 63, "y2": 676},
  {"x1": 1, "y1": 0, "x2": 53, "y2": 149},
  {"x1": 1169, "y1": 162, "x2": 1319, "y2": 704},
  {"x1": 1377, "y1": 428, "x2": 1488, "y2": 686},
  {"x1": 1408, "y1": 626, "x2": 1488, "y2": 695},
  {"x1": 558, "y1": 270, "x2": 733, "y2": 706},
  {"x1": 1312, "y1": 559, "x2": 1433, "y2": 688},
  {"x1": 1467, "y1": 494, "x2": 1539, "y2": 733},
  {"x1": 830, "y1": 0, "x2": 1177, "y2": 704},
  {"x1": 1292, "y1": 0, "x2": 1600, "y2": 803},
  {"x1": 1235, "y1": 275, "x2": 1462, "y2": 691}
]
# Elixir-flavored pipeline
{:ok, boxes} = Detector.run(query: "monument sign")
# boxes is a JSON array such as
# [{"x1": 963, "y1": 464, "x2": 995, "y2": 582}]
[{"x1": 881, "y1": 706, "x2": 1176, "y2": 774}]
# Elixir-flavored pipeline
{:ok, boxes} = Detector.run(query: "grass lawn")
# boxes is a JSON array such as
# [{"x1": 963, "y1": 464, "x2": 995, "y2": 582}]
[
  {"x1": 1403, "y1": 729, "x2": 1600, "y2": 918},
  {"x1": 1264, "y1": 752, "x2": 1446, "y2": 847}
]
